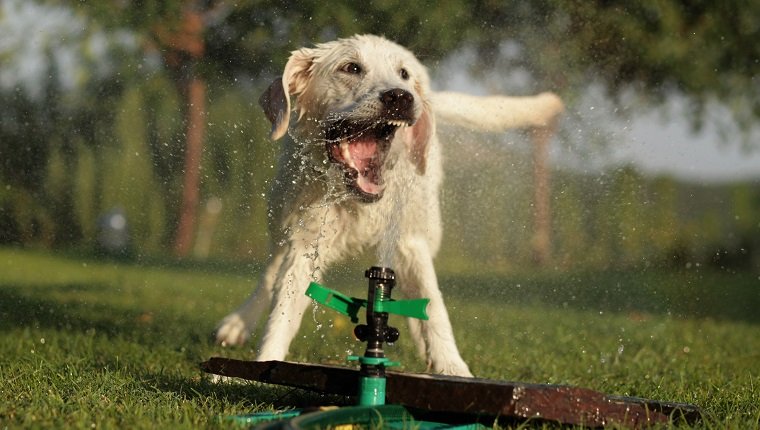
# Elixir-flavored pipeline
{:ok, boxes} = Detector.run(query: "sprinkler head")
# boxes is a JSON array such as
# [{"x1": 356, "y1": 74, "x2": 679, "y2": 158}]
[{"x1": 365, "y1": 266, "x2": 396, "y2": 281}]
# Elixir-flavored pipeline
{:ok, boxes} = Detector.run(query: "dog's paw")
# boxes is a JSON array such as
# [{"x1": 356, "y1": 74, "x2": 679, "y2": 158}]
[
  {"x1": 443, "y1": 363, "x2": 474, "y2": 378},
  {"x1": 215, "y1": 313, "x2": 251, "y2": 346},
  {"x1": 430, "y1": 358, "x2": 473, "y2": 378}
]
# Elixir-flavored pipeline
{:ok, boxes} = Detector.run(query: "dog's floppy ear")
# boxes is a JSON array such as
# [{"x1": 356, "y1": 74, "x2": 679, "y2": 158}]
[
  {"x1": 259, "y1": 49, "x2": 315, "y2": 140},
  {"x1": 409, "y1": 101, "x2": 434, "y2": 175}
]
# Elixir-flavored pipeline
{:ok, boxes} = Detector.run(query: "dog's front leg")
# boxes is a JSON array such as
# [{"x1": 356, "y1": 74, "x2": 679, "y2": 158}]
[
  {"x1": 254, "y1": 242, "x2": 332, "y2": 361},
  {"x1": 215, "y1": 249, "x2": 286, "y2": 346},
  {"x1": 394, "y1": 237, "x2": 473, "y2": 377}
]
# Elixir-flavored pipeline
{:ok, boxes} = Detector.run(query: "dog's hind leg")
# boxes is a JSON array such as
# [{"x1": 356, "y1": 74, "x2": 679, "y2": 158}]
[
  {"x1": 405, "y1": 316, "x2": 429, "y2": 369},
  {"x1": 394, "y1": 236, "x2": 472, "y2": 377},
  {"x1": 215, "y1": 250, "x2": 285, "y2": 346}
]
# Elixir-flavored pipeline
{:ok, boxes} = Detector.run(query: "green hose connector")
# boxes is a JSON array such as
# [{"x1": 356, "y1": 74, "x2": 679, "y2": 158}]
[
  {"x1": 358, "y1": 375, "x2": 386, "y2": 406},
  {"x1": 348, "y1": 355, "x2": 399, "y2": 406}
]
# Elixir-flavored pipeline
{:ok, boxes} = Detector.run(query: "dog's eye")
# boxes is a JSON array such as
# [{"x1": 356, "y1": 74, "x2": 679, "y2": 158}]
[
  {"x1": 340, "y1": 62, "x2": 363, "y2": 75},
  {"x1": 399, "y1": 68, "x2": 409, "y2": 80}
]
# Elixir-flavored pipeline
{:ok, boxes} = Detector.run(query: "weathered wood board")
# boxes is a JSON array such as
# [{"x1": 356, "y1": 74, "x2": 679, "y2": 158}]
[{"x1": 201, "y1": 358, "x2": 700, "y2": 428}]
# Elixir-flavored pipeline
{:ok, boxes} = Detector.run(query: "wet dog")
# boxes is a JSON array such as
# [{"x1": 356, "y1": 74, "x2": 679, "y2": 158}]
[{"x1": 215, "y1": 34, "x2": 563, "y2": 376}]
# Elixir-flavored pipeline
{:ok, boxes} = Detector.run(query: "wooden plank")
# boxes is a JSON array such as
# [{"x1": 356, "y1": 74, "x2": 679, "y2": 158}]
[{"x1": 201, "y1": 358, "x2": 700, "y2": 428}]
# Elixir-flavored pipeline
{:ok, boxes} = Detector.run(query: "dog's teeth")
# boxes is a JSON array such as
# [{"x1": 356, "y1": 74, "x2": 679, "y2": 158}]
[
  {"x1": 340, "y1": 142, "x2": 353, "y2": 166},
  {"x1": 387, "y1": 119, "x2": 407, "y2": 127}
]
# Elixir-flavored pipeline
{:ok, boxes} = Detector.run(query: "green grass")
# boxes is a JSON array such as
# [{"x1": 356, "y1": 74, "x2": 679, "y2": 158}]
[{"x1": 1, "y1": 247, "x2": 758, "y2": 429}]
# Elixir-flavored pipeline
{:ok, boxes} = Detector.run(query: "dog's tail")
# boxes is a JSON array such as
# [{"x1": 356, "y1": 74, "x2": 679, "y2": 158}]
[{"x1": 430, "y1": 91, "x2": 563, "y2": 132}]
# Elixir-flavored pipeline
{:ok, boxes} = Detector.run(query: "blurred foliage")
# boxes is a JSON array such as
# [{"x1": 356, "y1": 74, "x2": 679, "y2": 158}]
[
  {"x1": 466, "y1": 1, "x2": 760, "y2": 138},
  {"x1": 0, "y1": 0, "x2": 758, "y2": 270},
  {"x1": 72, "y1": 1, "x2": 760, "y2": 133},
  {"x1": 436, "y1": 130, "x2": 760, "y2": 272}
]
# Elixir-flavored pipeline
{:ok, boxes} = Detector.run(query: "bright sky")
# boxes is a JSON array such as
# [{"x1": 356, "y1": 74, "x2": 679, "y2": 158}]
[{"x1": 614, "y1": 107, "x2": 760, "y2": 182}]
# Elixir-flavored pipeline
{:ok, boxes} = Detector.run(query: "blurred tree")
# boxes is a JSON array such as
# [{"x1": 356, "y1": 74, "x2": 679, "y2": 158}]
[
  {"x1": 203, "y1": 89, "x2": 275, "y2": 260},
  {"x1": 73, "y1": 0, "x2": 233, "y2": 257},
  {"x1": 466, "y1": 1, "x2": 759, "y2": 142},
  {"x1": 4, "y1": 0, "x2": 758, "y2": 266},
  {"x1": 203, "y1": 0, "x2": 472, "y2": 80},
  {"x1": 611, "y1": 166, "x2": 648, "y2": 265},
  {"x1": 551, "y1": 173, "x2": 589, "y2": 268},
  {"x1": 156, "y1": 4, "x2": 210, "y2": 257},
  {"x1": 0, "y1": 0, "x2": 131, "y2": 245},
  {"x1": 194, "y1": 1, "x2": 760, "y2": 142},
  {"x1": 102, "y1": 85, "x2": 168, "y2": 253},
  {"x1": 647, "y1": 177, "x2": 680, "y2": 261},
  {"x1": 530, "y1": 126, "x2": 554, "y2": 264}
]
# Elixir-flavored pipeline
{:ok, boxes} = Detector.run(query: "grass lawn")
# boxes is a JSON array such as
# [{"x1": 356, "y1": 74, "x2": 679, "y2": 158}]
[{"x1": 0, "y1": 247, "x2": 758, "y2": 428}]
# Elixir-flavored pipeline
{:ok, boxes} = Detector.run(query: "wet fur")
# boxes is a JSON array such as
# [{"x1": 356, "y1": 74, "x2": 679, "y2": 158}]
[{"x1": 215, "y1": 34, "x2": 563, "y2": 376}]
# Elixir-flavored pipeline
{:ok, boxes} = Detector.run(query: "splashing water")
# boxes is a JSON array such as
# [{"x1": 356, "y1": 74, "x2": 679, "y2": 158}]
[
  {"x1": 289, "y1": 123, "x2": 421, "y2": 331},
  {"x1": 376, "y1": 169, "x2": 418, "y2": 267}
]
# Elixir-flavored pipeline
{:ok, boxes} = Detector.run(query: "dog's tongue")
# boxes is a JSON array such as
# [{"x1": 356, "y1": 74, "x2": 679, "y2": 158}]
[
  {"x1": 347, "y1": 137, "x2": 383, "y2": 195},
  {"x1": 348, "y1": 136, "x2": 376, "y2": 162}
]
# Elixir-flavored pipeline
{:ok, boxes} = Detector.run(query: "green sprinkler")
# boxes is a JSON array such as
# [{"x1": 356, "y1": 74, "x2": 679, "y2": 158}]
[
  {"x1": 305, "y1": 266, "x2": 430, "y2": 406},
  {"x1": 212, "y1": 266, "x2": 697, "y2": 428},
  {"x1": 228, "y1": 267, "x2": 487, "y2": 429}
]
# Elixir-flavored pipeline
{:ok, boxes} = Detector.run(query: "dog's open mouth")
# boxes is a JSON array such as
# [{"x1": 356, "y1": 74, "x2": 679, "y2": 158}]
[{"x1": 325, "y1": 119, "x2": 411, "y2": 201}]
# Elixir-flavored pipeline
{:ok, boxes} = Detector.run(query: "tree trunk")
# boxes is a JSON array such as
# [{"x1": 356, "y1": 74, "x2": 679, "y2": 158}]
[
  {"x1": 530, "y1": 126, "x2": 553, "y2": 265},
  {"x1": 173, "y1": 75, "x2": 206, "y2": 256},
  {"x1": 155, "y1": 5, "x2": 207, "y2": 257}
]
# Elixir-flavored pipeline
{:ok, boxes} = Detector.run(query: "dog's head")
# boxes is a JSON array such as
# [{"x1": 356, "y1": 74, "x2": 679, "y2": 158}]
[{"x1": 259, "y1": 34, "x2": 434, "y2": 202}]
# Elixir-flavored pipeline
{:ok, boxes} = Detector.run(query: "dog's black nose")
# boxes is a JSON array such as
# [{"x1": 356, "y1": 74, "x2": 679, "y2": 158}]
[{"x1": 380, "y1": 89, "x2": 414, "y2": 115}]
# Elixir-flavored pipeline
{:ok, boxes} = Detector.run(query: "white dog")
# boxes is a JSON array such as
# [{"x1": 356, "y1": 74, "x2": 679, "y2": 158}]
[{"x1": 215, "y1": 34, "x2": 563, "y2": 377}]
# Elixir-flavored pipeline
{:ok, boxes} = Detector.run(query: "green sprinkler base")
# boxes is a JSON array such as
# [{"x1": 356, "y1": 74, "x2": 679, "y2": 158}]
[{"x1": 227, "y1": 404, "x2": 488, "y2": 430}]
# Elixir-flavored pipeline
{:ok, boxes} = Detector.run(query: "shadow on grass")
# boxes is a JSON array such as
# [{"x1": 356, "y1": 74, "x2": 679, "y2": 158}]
[
  {"x1": 55, "y1": 248, "x2": 266, "y2": 278},
  {"x1": 1, "y1": 283, "x2": 114, "y2": 331},
  {"x1": 144, "y1": 370, "x2": 353, "y2": 415},
  {"x1": 438, "y1": 268, "x2": 760, "y2": 325},
  {"x1": 0, "y1": 282, "x2": 355, "y2": 419},
  {"x1": 0, "y1": 282, "x2": 206, "y2": 343}
]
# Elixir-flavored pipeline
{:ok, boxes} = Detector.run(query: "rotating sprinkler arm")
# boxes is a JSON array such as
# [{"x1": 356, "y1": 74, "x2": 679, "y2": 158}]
[
  {"x1": 305, "y1": 282, "x2": 366, "y2": 323},
  {"x1": 305, "y1": 281, "x2": 429, "y2": 322}
]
